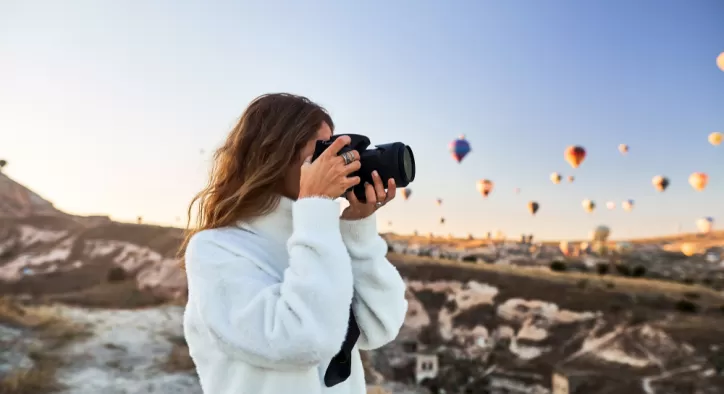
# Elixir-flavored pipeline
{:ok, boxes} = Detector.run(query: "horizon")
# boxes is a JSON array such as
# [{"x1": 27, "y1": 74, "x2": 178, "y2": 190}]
[{"x1": 1, "y1": 1, "x2": 723, "y2": 240}]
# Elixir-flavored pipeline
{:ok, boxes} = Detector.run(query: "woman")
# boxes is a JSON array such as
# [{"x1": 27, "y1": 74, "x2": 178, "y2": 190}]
[{"x1": 181, "y1": 93, "x2": 408, "y2": 394}]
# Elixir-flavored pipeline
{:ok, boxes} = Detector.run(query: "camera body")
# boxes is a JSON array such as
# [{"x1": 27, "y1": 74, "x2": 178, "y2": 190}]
[{"x1": 311, "y1": 134, "x2": 416, "y2": 203}]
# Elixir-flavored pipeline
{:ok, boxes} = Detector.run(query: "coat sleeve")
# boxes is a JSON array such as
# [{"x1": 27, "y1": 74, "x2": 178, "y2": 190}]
[
  {"x1": 340, "y1": 214, "x2": 408, "y2": 350},
  {"x1": 184, "y1": 197, "x2": 354, "y2": 370}
]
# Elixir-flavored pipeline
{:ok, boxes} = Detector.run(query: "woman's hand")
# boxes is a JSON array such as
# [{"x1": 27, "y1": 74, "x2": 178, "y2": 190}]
[
  {"x1": 341, "y1": 170, "x2": 397, "y2": 220},
  {"x1": 299, "y1": 136, "x2": 362, "y2": 199}
]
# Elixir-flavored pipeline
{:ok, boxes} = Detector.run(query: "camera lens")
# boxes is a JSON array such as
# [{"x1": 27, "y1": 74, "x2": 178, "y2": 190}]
[{"x1": 402, "y1": 146, "x2": 414, "y2": 182}]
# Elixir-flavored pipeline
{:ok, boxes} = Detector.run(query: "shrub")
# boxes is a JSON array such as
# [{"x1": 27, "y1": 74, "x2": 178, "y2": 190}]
[
  {"x1": 461, "y1": 255, "x2": 477, "y2": 263},
  {"x1": 106, "y1": 267, "x2": 127, "y2": 282},
  {"x1": 674, "y1": 299, "x2": 699, "y2": 313},
  {"x1": 631, "y1": 265, "x2": 647, "y2": 278},
  {"x1": 615, "y1": 264, "x2": 631, "y2": 276},
  {"x1": 549, "y1": 261, "x2": 567, "y2": 272},
  {"x1": 596, "y1": 264, "x2": 609, "y2": 275}
]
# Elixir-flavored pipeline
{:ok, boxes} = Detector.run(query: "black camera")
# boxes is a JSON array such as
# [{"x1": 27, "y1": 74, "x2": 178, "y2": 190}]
[{"x1": 311, "y1": 134, "x2": 416, "y2": 203}]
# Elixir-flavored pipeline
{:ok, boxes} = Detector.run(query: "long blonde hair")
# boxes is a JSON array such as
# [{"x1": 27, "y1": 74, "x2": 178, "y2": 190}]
[{"x1": 178, "y1": 93, "x2": 334, "y2": 267}]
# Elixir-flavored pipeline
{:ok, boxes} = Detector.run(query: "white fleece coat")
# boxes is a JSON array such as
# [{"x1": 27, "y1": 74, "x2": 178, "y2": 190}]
[{"x1": 183, "y1": 196, "x2": 408, "y2": 394}]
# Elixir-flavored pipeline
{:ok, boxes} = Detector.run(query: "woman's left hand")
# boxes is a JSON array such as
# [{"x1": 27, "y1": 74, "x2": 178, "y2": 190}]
[{"x1": 341, "y1": 170, "x2": 396, "y2": 220}]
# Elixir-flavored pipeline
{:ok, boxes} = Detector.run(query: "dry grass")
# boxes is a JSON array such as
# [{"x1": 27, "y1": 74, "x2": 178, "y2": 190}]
[
  {"x1": 162, "y1": 334, "x2": 195, "y2": 373},
  {"x1": 0, "y1": 297, "x2": 89, "y2": 394},
  {"x1": 41, "y1": 279, "x2": 165, "y2": 309},
  {"x1": 366, "y1": 386, "x2": 391, "y2": 394},
  {"x1": 0, "y1": 354, "x2": 62, "y2": 394},
  {"x1": 389, "y1": 253, "x2": 724, "y2": 307}
]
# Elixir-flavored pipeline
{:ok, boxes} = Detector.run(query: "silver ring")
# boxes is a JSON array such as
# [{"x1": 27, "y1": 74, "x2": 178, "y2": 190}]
[
  {"x1": 375, "y1": 201, "x2": 384, "y2": 208},
  {"x1": 341, "y1": 151, "x2": 353, "y2": 165}
]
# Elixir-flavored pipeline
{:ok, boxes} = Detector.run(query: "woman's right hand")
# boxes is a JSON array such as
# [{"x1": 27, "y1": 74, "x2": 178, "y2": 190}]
[{"x1": 299, "y1": 136, "x2": 362, "y2": 199}]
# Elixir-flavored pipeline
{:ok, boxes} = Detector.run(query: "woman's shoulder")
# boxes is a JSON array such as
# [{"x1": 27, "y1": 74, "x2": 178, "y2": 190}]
[{"x1": 185, "y1": 226, "x2": 259, "y2": 266}]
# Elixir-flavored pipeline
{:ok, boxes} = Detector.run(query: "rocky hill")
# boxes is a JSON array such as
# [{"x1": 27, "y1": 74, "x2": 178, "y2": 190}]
[
  {"x1": 3, "y1": 173, "x2": 724, "y2": 393},
  {"x1": 0, "y1": 172, "x2": 61, "y2": 218}
]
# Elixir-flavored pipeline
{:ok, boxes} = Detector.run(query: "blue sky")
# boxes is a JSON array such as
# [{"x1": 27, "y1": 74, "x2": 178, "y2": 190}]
[{"x1": 1, "y1": 0, "x2": 723, "y2": 240}]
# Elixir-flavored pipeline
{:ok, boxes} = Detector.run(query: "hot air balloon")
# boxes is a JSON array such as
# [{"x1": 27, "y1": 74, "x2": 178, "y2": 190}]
[
  {"x1": 564, "y1": 146, "x2": 586, "y2": 168},
  {"x1": 387, "y1": 220, "x2": 393, "y2": 227},
  {"x1": 606, "y1": 201, "x2": 615, "y2": 210},
  {"x1": 652, "y1": 176, "x2": 670, "y2": 192},
  {"x1": 618, "y1": 144, "x2": 629, "y2": 155},
  {"x1": 582, "y1": 199, "x2": 595, "y2": 213},
  {"x1": 439, "y1": 217, "x2": 445, "y2": 224},
  {"x1": 717, "y1": 52, "x2": 724, "y2": 72},
  {"x1": 401, "y1": 188, "x2": 412, "y2": 200},
  {"x1": 550, "y1": 172, "x2": 562, "y2": 184},
  {"x1": 436, "y1": 198, "x2": 443, "y2": 206},
  {"x1": 527, "y1": 201, "x2": 539, "y2": 215},
  {"x1": 622, "y1": 199, "x2": 634, "y2": 212},
  {"x1": 567, "y1": 175, "x2": 575, "y2": 183},
  {"x1": 681, "y1": 242, "x2": 696, "y2": 257},
  {"x1": 709, "y1": 132, "x2": 723, "y2": 146},
  {"x1": 689, "y1": 172, "x2": 708, "y2": 191},
  {"x1": 477, "y1": 179, "x2": 494, "y2": 198},
  {"x1": 137, "y1": 216, "x2": 143, "y2": 224},
  {"x1": 696, "y1": 217, "x2": 714, "y2": 234},
  {"x1": 514, "y1": 187, "x2": 521, "y2": 194},
  {"x1": 0, "y1": 160, "x2": 6, "y2": 169},
  {"x1": 449, "y1": 135, "x2": 471, "y2": 163}
]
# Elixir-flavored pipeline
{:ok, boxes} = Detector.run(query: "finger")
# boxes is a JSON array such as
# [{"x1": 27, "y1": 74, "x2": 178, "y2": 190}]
[
  {"x1": 322, "y1": 136, "x2": 351, "y2": 158},
  {"x1": 342, "y1": 160, "x2": 362, "y2": 175},
  {"x1": 386, "y1": 178, "x2": 397, "y2": 201},
  {"x1": 364, "y1": 182, "x2": 377, "y2": 205},
  {"x1": 371, "y1": 171, "x2": 386, "y2": 202},
  {"x1": 344, "y1": 176, "x2": 361, "y2": 189},
  {"x1": 346, "y1": 189, "x2": 360, "y2": 205}
]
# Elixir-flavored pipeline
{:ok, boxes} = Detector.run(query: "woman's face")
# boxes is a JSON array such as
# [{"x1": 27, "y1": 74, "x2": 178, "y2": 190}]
[{"x1": 282, "y1": 121, "x2": 333, "y2": 199}]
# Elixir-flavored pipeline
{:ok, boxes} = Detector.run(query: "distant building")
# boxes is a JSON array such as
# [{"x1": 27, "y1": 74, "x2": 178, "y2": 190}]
[{"x1": 415, "y1": 351, "x2": 439, "y2": 384}]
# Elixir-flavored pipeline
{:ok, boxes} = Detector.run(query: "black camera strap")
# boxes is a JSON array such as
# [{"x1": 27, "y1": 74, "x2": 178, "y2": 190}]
[{"x1": 323, "y1": 307, "x2": 360, "y2": 387}]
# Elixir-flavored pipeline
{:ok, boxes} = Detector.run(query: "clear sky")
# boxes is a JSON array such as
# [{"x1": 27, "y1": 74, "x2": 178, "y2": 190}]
[{"x1": 1, "y1": 0, "x2": 723, "y2": 240}]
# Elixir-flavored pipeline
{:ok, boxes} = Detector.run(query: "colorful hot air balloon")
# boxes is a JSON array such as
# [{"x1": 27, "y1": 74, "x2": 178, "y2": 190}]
[
  {"x1": 709, "y1": 132, "x2": 723, "y2": 146},
  {"x1": 582, "y1": 199, "x2": 595, "y2": 213},
  {"x1": 618, "y1": 144, "x2": 629, "y2": 155},
  {"x1": 567, "y1": 175, "x2": 575, "y2": 183},
  {"x1": 564, "y1": 146, "x2": 586, "y2": 168},
  {"x1": 401, "y1": 188, "x2": 412, "y2": 200},
  {"x1": 476, "y1": 179, "x2": 494, "y2": 198},
  {"x1": 652, "y1": 176, "x2": 669, "y2": 192},
  {"x1": 449, "y1": 135, "x2": 471, "y2": 163},
  {"x1": 622, "y1": 199, "x2": 634, "y2": 212},
  {"x1": 717, "y1": 52, "x2": 724, "y2": 72},
  {"x1": 527, "y1": 201, "x2": 539, "y2": 215},
  {"x1": 689, "y1": 172, "x2": 708, "y2": 191},
  {"x1": 514, "y1": 187, "x2": 521, "y2": 194},
  {"x1": 550, "y1": 172, "x2": 562, "y2": 184},
  {"x1": 606, "y1": 201, "x2": 615, "y2": 210},
  {"x1": 697, "y1": 217, "x2": 714, "y2": 234}
]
